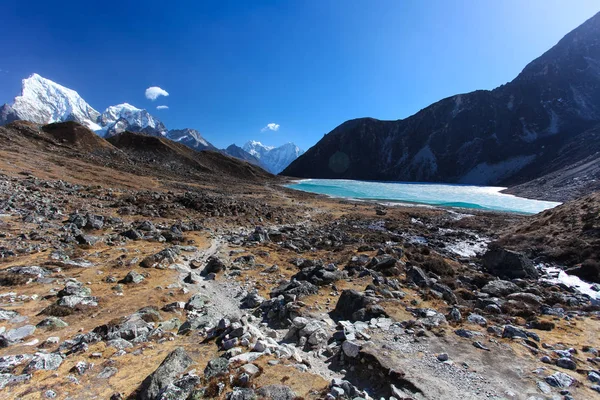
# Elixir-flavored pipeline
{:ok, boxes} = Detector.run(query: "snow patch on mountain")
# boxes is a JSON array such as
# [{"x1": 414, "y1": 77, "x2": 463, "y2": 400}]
[
  {"x1": 0, "y1": 73, "x2": 101, "y2": 130},
  {"x1": 242, "y1": 141, "x2": 304, "y2": 173},
  {"x1": 166, "y1": 128, "x2": 215, "y2": 151},
  {"x1": 459, "y1": 155, "x2": 537, "y2": 185}
]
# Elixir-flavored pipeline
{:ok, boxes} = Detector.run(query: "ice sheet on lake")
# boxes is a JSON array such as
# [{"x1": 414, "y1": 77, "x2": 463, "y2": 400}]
[{"x1": 286, "y1": 179, "x2": 561, "y2": 214}]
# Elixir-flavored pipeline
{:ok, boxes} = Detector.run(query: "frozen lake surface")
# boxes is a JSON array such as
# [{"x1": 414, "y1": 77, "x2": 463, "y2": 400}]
[{"x1": 286, "y1": 179, "x2": 561, "y2": 214}]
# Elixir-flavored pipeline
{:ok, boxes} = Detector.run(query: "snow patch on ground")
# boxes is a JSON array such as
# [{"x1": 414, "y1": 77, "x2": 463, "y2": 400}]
[{"x1": 541, "y1": 266, "x2": 600, "y2": 300}]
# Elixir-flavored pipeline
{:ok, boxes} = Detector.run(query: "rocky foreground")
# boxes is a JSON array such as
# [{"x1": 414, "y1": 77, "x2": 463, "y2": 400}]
[{"x1": 0, "y1": 125, "x2": 599, "y2": 400}]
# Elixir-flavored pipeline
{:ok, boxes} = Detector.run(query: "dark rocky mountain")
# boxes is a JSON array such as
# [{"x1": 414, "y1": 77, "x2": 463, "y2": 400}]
[
  {"x1": 224, "y1": 144, "x2": 268, "y2": 170},
  {"x1": 166, "y1": 128, "x2": 217, "y2": 151},
  {"x1": 283, "y1": 12, "x2": 600, "y2": 189}
]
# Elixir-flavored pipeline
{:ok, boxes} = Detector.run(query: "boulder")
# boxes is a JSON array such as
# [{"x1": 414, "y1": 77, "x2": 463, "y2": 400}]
[
  {"x1": 331, "y1": 290, "x2": 387, "y2": 322},
  {"x1": 406, "y1": 265, "x2": 430, "y2": 287},
  {"x1": 140, "y1": 248, "x2": 181, "y2": 269},
  {"x1": 24, "y1": 353, "x2": 63, "y2": 372},
  {"x1": 545, "y1": 371, "x2": 575, "y2": 388},
  {"x1": 202, "y1": 256, "x2": 226, "y2": 276},
  {"x1": 481, "y1": 280, "x2": 519, "y2": 297},
  {"x1": 138, "y1": 347, "x2": 193, "y2": 400},
  {"x1": 482, "y1": 246, "x2": 538, "y2": 279}
]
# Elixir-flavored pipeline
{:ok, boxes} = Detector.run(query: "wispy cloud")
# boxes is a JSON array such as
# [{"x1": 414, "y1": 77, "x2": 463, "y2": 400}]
[
  {"x1": 261, "y1": 123, "x2": 280, "y2": 132},
  {"x1": 145, "y1": 86, "x2": 169, "y2": 101},
  {"x1": 156, "y1": 105, "x2": 169, "y2": 110}
]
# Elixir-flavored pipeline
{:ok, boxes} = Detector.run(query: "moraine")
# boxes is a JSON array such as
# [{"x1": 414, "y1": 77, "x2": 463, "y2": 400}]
[{"x1": 286, "y1": 178, "x2": 561, "y2": 214}]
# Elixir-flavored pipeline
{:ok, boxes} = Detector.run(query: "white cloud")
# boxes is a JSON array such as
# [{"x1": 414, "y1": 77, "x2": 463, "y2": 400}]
[
  {"x1": 261, "y1": 123, "x2": 280, "y2": 132},
  {"x1": 145, "y1": 86, "x2": 169, "y2": 100},
  {"x1": 156, "y1": 105, "x2": 169, "y2": 110}
]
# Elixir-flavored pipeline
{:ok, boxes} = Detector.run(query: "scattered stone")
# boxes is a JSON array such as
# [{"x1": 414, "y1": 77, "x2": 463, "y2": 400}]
[
  {"x1": 37, "y1": 317, "x2": 68, "y2": 330},
  {"x1": 556, "y1": 357, "x2": 576, "y2": 370},
  {"x1": 122, "y1": 270, "x2": 145, "y2": 284},
  {"x1": 545, "y1": 372, "x2": 575, "y2": 388}
]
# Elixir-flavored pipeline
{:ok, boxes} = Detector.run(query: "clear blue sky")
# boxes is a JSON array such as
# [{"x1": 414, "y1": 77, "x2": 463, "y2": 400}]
[{"x1": 0, "y1": 1, "x2": 598, "y2": 150}]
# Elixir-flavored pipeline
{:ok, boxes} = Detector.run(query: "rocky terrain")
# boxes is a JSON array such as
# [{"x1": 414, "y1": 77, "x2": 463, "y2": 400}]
[
  {"x1": 283, "y1": 12, "x2": 600, "y2": 200},
  {"x1": 0, "y1": 121, "x2": 598, "y2": 400}
]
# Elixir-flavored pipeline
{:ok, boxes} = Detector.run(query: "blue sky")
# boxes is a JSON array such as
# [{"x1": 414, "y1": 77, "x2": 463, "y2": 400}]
[{"x1": 0, "y1": 1, "x2": 598, "y2": 150}]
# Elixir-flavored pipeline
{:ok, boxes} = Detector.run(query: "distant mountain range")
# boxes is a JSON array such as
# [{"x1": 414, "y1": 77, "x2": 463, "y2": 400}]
[
  {"x1": 0, "y1": 74, "x2": 302, "y2": 173},
  {"x1": 240, "y1": 141, "x2": 304, "y2": 174},
  {"x1": 284, "y1": 12, "x2": 600, "y2": 190}
]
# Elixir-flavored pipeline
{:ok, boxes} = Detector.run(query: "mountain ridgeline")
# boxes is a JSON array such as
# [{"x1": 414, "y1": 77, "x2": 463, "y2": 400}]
[
  {"x1": 283, "y1": 12, "x2": 600, "y2": 189},
  {"x1": 0, "y1": 75, "x2": 303, "y2": 173}
]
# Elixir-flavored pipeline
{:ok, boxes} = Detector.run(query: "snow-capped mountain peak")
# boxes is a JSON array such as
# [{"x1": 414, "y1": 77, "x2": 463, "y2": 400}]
[
  {"x1": 99, "y1": 103, "x2": 166, "y2": 137},
  {"x1": 1, "y1": 73, "x2": 101, "y2": 130},
  {"x1": 242, "y1": 140, "x2": 304, "y2": 173},
  {"x1": 166, "y1": 128, "x2": 216, "y2": 151}
]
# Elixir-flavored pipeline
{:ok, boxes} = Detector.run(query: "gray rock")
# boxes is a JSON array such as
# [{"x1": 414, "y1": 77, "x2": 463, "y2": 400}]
[
  {"x1": 256, "y1": 385, "x2": 297, "y2": 400},
  {"x1": 482, "y1": 247, "x2": 538, "y2": 279},
  {"x1": 342, "y1": 341, "x2": 361, "y2": 358},
  {"x1": 449, "y1": 308, "x2": 461, "y2": 322},
  {"x1": 455, "y1": 329, "x2": 482, "y2": 339},
  {"x1": 37, "y1": 317, "x2": 68, "y2": 330},
  {"x1": 98, "y1": 367, "x2": 118, "y2": 379},
  {"x1": 467, "y1": 313, "x2": 487, "y2": 327},
  {"x1": 226, "y1": 388, "x2": 256, "y2": 400},
  {"x1": 138, "y1": 347, "x2": 193, "y2": 400},
  {"x1": 107, "y1": 338, "x2": 133, "y2": 350},
  {"x1": 241, "y1": 291, "x2": 266, "y2": 308},
  {"x1": 185, "y1": 294, "x2": 208, "y2": 311},
  {"x1": 0, "y1": 373, "x2": 31, "y2": 389},
  {"x1": 241, "y1": 363, "x2": 260, "y2": 377},
  {"x1": 502, "y1": 325, "x2": 529, "y2": 340},
  {"x1": 481, "y1": 280, "x2": 519, "y2": 297},
  {"x1": 0, "y1": 309, "x2": 19, "y2": 321},
  {"x1": 57, "y1": 281, "x2": 91, "y2": 298},
  {"x1": 2, "y1": 325, "x2": 36, "y2": 344},
  {"x1": 24, "y1": 353, "x2": 63, "y2": 372},
  {"x1": 406, "y1": 266, "x2": 430, "y2": 287},
  {"x1": 202, "y1": 256, "x2": 227, "y2": 275},
  {"x1": 204, "y1": 357, "x2": 229, "y2": 379},
  {"x1": 183, "y1": 271, "x2": 201, "y2": 284},
  {"x1": 545, "y1": 371, "x2": 575, "y2": 388},
  {"x1": 437, "y1": 353, "x2": 449, "y2": 362},
  {"x1": 589, "y1": 371, "x2": 600, "y2": 383},
  {"x1": 58, "y1": 295, "x2": 98, "y2": 308},
  {"x1": 556, "y1": 357, "x2": 576, "y2": 370},
  {"x1": 536, "y1": 380, "x2": 552, "y2": 394},
  {"x1": 140, "y1": 247, "x2": 180, "y2": 268},
  {"x1": 122, "y1": 271, "x2": 145, "y2": 284},
  {"x1": 0, "y1": 354, "x2": 33, "y2": 373}
]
